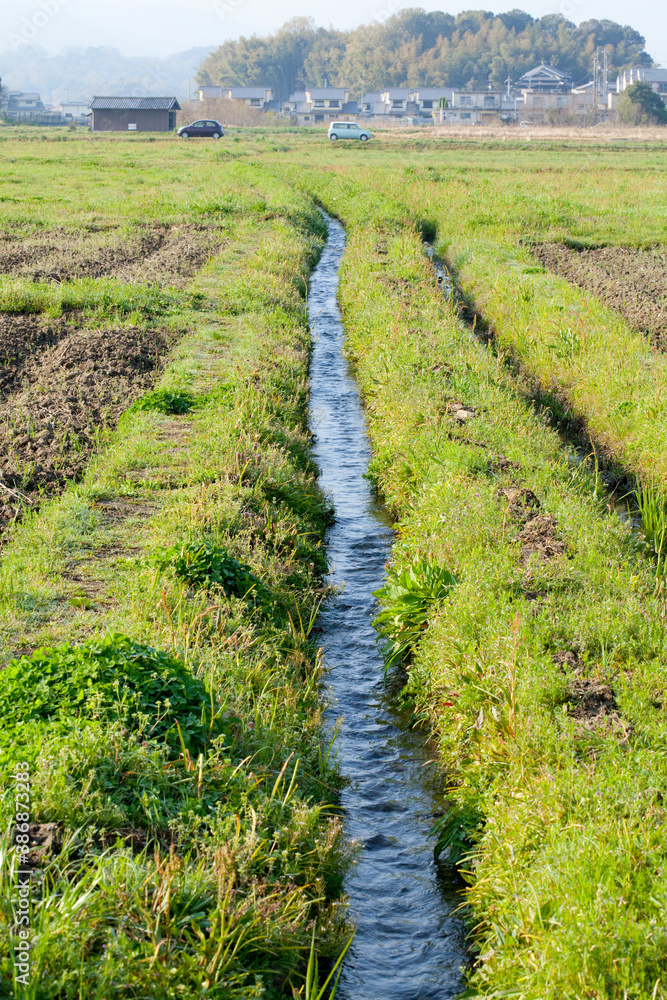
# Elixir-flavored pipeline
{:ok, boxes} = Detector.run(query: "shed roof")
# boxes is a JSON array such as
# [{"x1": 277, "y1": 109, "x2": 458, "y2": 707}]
[
  {"x1": 361, "y1": 92, "x2": 384, "y2": 102},
  {"x1": 384, "y1": 89, "x2": 410, "y2": 100},
  {"x1": 89, "y1": 97, "x2": 181, "y2": 110}
]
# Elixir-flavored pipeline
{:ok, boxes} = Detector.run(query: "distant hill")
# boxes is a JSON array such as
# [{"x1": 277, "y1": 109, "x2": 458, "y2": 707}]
[
  {"x1": 198, "y1": 9, "x2": 653, "y2": 101},
  {"x1": 0, "y1": 45, "x2": 213, "y2": 105}
]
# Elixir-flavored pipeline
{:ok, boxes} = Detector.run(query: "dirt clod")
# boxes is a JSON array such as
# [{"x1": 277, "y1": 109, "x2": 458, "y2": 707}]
[
  {"x1": 500, "y1": 485, "x2": 567, "y2": 563},
  {"x1": 553, "y1": 649, "x2": 581, "y2": 673},
  {"x1": 569, "y1": 678, "x2": 630, "y2": 739},
  {"x1": 500, "y1": 486, "x2": 541, "y2": 519},
  {"x1": 447, "y1": 400, "x2": 476, "y2": 423},
  {"x1": 518, "y1": 514, "x2": 567, "y2": 563},
  {"x1": 26, "y1": 822, "x2": 61, "y2": 862}
]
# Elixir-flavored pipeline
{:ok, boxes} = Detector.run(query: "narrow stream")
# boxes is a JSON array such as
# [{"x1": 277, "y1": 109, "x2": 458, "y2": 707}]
[{"x1": 308, "y1": 214, "x2": 466, "y2": 999}]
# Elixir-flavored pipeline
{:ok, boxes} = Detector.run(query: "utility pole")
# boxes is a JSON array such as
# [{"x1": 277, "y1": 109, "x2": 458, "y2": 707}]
[{"x1": 505, "y1": 73, "x2": 511, "y2": 100}]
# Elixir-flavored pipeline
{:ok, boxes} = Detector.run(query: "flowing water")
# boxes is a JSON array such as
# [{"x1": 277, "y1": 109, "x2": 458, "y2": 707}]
[{"x1": 308, "y1": 214, "x2": 466, "y2": 1000}]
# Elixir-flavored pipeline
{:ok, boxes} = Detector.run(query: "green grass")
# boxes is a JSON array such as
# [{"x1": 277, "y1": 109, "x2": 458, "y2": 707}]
[
  {"x1": 270, "y1": 166, "x2": 667, "y2": 998},
  {"x1": 4, "y1": 125, "x2": 667, "y2": 999},
  {"x1": 0, "y1": 145, "x2": 349, "y2": 998}
]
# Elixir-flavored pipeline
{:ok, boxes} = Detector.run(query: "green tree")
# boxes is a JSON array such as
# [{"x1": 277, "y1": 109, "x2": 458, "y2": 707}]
[
  {"x1": 198, "y1": 7, "x2": 655, "y2": 97},
  {"x1": 618, "y1": 80, "x2": 667, "y2": 125}
]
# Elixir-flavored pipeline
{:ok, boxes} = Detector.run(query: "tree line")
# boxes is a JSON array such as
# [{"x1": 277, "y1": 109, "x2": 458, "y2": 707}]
[{"x1": 198, "y1": 8, "x2": 652, "y2": 101}]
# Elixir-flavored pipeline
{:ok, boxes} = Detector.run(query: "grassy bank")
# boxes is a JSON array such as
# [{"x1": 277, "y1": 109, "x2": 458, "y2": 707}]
[
  {"x1": 0, "y1": 154, "x2": 351, "y2": 998},
  {"x1": 278, "y1": 164, "x2": 667, "y2": 998}
]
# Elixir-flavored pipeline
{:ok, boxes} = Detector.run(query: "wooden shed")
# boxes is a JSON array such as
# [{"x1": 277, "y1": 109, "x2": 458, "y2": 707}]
[{"x1": 89, "y1": 97, "x2": 181, "y2": 132}]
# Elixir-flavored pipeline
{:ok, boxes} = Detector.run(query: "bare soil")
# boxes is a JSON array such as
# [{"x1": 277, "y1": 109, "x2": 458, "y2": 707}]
[
  {"x1": 0, "y1": 313, "x2": 77, "y2": 397},
  {"x1": 499, "y1": 485, "x2": 567, "y2": 564},
  {"x1": 534, "y1": 243, "x2": 667, "y2": 348},
  {"x1": 0, "y1": 224, "x2": 227, "y2": 288},
  {"x1": 569, "y1": 677, "x2": 630, "y2": 740},
  {"x1": 0, "y1": 324, "x2": 178, "y2": 529}
]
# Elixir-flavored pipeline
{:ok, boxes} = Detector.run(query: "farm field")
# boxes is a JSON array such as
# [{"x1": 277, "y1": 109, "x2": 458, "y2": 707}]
[{"x1": 1, "y1": 125, "x2": 667, "y2": 999}]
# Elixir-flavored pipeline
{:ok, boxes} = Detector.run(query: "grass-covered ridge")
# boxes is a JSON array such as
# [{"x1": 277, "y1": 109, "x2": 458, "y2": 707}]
[
  {"x1": 0, "y1": 158, "x2": 351, "y2": 998},
  {"x1": 282, "y1": 161, "x2": 667, "y2": 999}
]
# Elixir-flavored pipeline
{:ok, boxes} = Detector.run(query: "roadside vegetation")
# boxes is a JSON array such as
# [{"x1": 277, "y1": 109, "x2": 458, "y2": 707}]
[{"x1": 0, "y1": 137, "x2": 351, "y2": 998}]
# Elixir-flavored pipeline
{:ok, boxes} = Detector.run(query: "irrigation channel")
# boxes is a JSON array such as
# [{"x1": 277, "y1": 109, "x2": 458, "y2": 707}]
[{"x1": 308, "y1": 213, "x2": 467, "y2": 999}]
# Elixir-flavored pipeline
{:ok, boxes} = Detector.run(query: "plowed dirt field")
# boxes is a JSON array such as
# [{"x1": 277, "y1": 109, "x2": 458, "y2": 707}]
[
  {"x1": 535, "y1": 243, "x2": 667, "y2": 347},
  {"x1": 0, "y1": 320, "x2": 178, "y2": 530},
  {"x1": 0, "y1": 224, "x2": 226, "y2": 287}
]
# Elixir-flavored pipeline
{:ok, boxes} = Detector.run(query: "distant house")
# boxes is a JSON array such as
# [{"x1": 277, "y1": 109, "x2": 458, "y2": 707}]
[
  {"x1": 224, "y1": 87, "x2": 273, "y2": 107},
  {"x1": 617, "y1": 67, "x2": 667, "y2": 101},
  {"x1": 306, "y1": 88, "x2": 350, "y2": 122},
  {"x1": 360, "y1": 92, "x2": 386, "y2": 115},
  {"x1": 58, "y1": 99, "x2": 90, "y2": 120},
  {"x1": 383, "y1": 89, "x2": 410, "y2": 114},
  {"x1": 411, "y1": 88, "x2": 452, "y2": 117},
  {"x1": 516, "y1": 65, "x2": 572, "y2": 93},
  {"x1": 6, "y1": 92, "x2": 44, "y2": 119},
  {"x1": 89, "y1": 97, "x2": 181, "y2": 132},
  {"x1": 197, "y1": 86, "x2": 223, "y2": 100},
  {"x1": 283, "y1": 87, "x2": 351, "y2": 124},
  {"x1": 283, "y1": 91, "x2": 311, "y2": 124}
]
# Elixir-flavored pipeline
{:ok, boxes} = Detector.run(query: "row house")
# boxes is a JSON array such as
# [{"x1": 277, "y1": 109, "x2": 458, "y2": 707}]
[
  {"x1": 360, "y1": 88, "x2": 451, "y2": 119},
  {"x1": 438, "y1": 91, "x2": 521, "y2": 124},
  {"x1": 283, "y1": 88, "x2": 354, "y2": 125},
  {"x1": 284, "y1": 86, "x2": 453, "y2": 124}
]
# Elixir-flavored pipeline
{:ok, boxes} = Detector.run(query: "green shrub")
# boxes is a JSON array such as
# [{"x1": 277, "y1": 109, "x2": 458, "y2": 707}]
[
  {"x1": 0, "y1": 634, "x2": 210, "y2": 764},
  {"x1": 135, "y1": 388, "x2": 197, "y2": 414},
  {"x1": 166, "y1": 539, "x2": 263, "y2": 599},
  {"x1": 373, "y1": 557, "x2": 457, "y2": 667}
]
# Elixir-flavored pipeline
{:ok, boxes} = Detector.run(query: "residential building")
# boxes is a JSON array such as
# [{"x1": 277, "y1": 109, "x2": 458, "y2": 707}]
[
  {"x1": 5, "y1": 92, "x2": 44, "y2": 119},
  {"x1": 383, "y1": 88, "x2": 410, "y2": 115},
  {"x1": 360, "y1": 92, "x2": 386, "y2": 115},
  {"x1": 283, "y1": 87, "x2": 351, "y2": 124},
  {"x1": 224, "y1": 87, "x2": 273, "y2": 108},
  {"x1": 197, "y1": 86, "x2": 223, "y2": 100},
  {"x1": 411, "y1": 88, "x2": 452, "y2": 117},
  {"x1": 58, "y1": 99, "x2": 91, "y2": 120},
  {"x1": 515, "y1": 64, "x2": 572, "y2": 92},
  {"x1": 438, "y1": 90, "x2": 521, "y2": 124},
  {"x1": 617, "y1": 67, "x2": 667, "y2": 101},
  {"x1": 88, "y1": 97, "x2": 181, "y2": 132}
]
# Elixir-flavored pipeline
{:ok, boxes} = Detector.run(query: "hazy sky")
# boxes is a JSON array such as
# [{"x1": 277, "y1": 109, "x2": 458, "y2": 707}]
[{"x1": 1, "y1": 0, "x2": 665, "y2": 67}]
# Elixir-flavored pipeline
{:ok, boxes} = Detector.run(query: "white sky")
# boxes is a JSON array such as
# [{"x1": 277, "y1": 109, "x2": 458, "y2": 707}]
[{"x1": 1, "y1": 0, "x2": 665, "y2": 67}]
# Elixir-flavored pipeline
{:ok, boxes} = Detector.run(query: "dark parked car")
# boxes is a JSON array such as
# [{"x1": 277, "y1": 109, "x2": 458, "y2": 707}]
[{"x1": 177, "y1": 119, "x2": 224, "y2": 139}]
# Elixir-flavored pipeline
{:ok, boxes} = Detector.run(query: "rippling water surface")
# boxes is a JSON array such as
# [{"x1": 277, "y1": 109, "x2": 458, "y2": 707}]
[{"x1": 308, "y1": 214, "x2": 466, "y2": 1000}]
